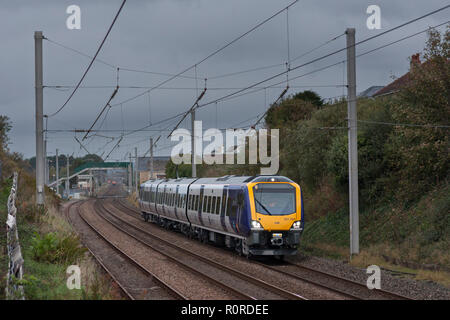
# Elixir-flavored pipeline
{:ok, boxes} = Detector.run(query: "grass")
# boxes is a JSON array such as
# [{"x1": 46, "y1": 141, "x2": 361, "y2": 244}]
[
  {"x1": 0, "y1": 178, "x2": 13, "y2": 299},
  {"x1": 18, "y1": 201, "x2": 114, "y2": 299}
]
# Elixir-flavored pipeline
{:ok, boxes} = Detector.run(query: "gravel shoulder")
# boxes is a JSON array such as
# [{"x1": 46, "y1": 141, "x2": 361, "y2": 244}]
[{"x1": 287, "y1": 253, "x2": 450, "y2": 300}]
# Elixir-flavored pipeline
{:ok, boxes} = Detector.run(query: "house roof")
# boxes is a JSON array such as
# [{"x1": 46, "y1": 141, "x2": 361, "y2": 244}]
[
  {"x1": 358, "y1": 86, "x2": 384, "y2": 98},
  {"x1": 373, "y1": 53, "x2": 422, "y2": 97}
]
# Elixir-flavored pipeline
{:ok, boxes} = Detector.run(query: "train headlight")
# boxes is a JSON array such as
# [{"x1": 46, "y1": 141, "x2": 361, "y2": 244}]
[
  {"x1": 251, "y1": 220, "x2": 263, "y2": 230},
  {"x1": 291, "y1": 221, "x2": 302, "y2": 230}
]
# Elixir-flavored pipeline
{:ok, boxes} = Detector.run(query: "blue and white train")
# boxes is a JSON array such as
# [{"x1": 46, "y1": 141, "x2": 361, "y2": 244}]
[{"x1": 139, "y1": 175, "x2": 304, "y2": 256}]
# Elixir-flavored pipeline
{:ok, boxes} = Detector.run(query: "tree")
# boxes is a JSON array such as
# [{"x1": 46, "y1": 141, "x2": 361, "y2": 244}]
[
  {"x1": 386, "y1": 26, "x2": 449, "y2": 201},
  {"x1": 0, "y1": 115, "x2": 12, "y2": 152},
  {"x1": 293, "y1": 90, "x2": 323, "y2": 107}
]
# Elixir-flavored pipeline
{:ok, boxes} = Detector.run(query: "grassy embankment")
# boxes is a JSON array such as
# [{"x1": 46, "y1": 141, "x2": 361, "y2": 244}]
[{"x1": 0, "y1": 171, "x2": 115, "y2": 299}]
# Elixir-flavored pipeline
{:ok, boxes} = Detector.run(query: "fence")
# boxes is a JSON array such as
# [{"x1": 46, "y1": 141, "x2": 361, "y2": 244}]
[{"x1": 5, "y1": 172, "x2": 25, "y2": 300}]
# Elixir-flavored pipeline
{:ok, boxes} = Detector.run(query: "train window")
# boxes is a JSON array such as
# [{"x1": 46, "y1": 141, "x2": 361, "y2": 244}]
[
  {"x1": 212, "y1": 196, "x2": 216, "y2": 213},
  {"x1": 208, "y1": 196, "x2": 213, "y2": 213},
  {"x1": 203, "y1": 196, "x2": 207, "y2": 212},
  {"x1": 226, "y1": 196, "x2": 232, "y2": 216},
  {"x1": 222, "y1": 194, "x2": 227, "y2": 215},
  {"x1": 216, "y1": 197, "x2": 221, "y2": 214},
  {"x1": 195, "y1": 195, "x2": 199, "y2": 211}
]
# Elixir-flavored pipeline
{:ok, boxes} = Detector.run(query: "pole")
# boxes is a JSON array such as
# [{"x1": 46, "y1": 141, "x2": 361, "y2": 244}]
[
  {"x1": 150, "y1": 138, "x2": 154, "y2": 179},
  {"x1": 89, "y1": 169, "x2": 93, "y2": 197},
  {"x1": 66, "y1": 154, "x2": 70, "y2": 198},
  {"x1": 191, "y1": 110, "x2": 196, "y2": 178},
  {"x1": 55, "y1": 148, "x2": 59, "y2": 195},
  {"x1": 128, "y1": 153, "x2": 132, "y2": 193},
  {"x1": 346, "y1": 28, "x2": 359, "y2": 255},
  {"x1": 134, "y1": 147, "x2": 138, "y2": 194},
  {"x1": 35, "y1": 31, "x2": 45, "y2": 205},
  {"x1": 44, "y1": 139, "x2": 47, "y2": 185}
]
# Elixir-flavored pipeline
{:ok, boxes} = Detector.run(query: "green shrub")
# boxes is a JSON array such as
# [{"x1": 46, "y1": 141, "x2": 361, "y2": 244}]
[{"x1": 30, "y1": 232, "x2": 86, "y2": 265}]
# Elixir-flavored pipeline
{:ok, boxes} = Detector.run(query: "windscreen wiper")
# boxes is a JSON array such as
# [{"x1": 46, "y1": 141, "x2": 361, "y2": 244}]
[{"x1": 255, "y1": 198, "x2": 272, "y2": 215}]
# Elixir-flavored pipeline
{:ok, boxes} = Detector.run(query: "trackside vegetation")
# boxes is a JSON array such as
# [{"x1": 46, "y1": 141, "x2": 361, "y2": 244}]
[{"x1": 0, "y1": 118, "x2": 114, "y2": 299}]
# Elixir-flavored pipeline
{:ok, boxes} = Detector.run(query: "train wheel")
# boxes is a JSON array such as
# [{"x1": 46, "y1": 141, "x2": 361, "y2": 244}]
[{"x1": 144, "y1": 214, "x2": 149, "y2": 222}]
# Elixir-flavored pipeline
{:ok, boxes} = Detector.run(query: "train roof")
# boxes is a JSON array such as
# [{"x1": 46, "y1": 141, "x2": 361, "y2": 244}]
[{"x1": 141, "y1": 175, "x2": 293, "y2": 187}]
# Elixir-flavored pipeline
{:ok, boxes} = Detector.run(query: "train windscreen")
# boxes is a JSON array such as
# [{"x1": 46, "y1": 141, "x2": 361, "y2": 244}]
[{"x1": 253, "y1": 183, "x2": 296, "y2": 216}]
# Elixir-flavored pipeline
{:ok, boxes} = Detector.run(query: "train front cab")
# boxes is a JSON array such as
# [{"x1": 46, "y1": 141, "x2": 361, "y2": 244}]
[{"x1": 246, "y1": 177, "x2": 304, "y2": 256}]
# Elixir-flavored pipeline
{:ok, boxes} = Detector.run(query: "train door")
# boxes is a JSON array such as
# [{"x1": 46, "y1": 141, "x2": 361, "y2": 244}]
[
  {"x1": 226, "y1": 187, "x2": 240, "y2": 234},
  {"x1": 220, "y1": 185, "x2": 229, "y2": 232}
]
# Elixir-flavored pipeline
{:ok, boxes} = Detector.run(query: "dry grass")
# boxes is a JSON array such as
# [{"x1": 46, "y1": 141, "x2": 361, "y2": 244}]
[
  {"x1": 349, "y1": 245, "x2": 450, "y2": 289},
  {"x1": 416, "y1": 270, "x2": 450, "y2": 288},
  {"x1": 127, "y1": 191, "x2": 139, "y2": 207},
  {"x1": 79, "y1": 254, "x2": 116, "y2": 299},
  {"x1": 40, "y1": 202, "x2": 72, "y2": 235}
]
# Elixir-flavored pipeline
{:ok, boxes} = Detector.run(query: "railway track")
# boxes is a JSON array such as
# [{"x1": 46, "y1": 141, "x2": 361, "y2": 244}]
[
  {"x1": 259, "y1": 260, "x2": 413, "y2": 300},
  {"x1": 66, "y1": 200, "x2": 185, "y2": 300},
  {"x1": 112, "y1": 198, "x2": 412, "y2": 300},
  {"x1": 94, "y1": 199, "x2": 307, "y2": 300}
]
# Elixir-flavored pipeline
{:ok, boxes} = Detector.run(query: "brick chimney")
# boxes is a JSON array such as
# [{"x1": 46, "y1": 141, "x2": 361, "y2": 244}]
[{"x1": 410, "y1": 53, "x2": 421, "y2": 69}]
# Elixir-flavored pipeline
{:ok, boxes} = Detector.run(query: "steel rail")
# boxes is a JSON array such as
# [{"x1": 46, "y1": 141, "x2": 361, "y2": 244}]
[
  {"x1": 92, "y1": 200, "x2": 255, "y2": 300},
  {"x1": 285, "y1": 262, "x2": 413, "y2": 300},
  {"x1": 65, "y1": 200, "x2": 135, "y2": 300},
  {"x1": 75, "y1": 200, "x2": 187, "y2": 300},
  {"x1": 113, "y1": 198, "x2": 412, "y2": 300},
  {"x1": 98, "y1": 200, "x2": 307, "y2": 300}
]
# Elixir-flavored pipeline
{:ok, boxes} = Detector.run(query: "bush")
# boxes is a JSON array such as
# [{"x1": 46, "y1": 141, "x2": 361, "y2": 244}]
[{"x1": 30, "y1": 232, "x2": 86, "y2": 265}]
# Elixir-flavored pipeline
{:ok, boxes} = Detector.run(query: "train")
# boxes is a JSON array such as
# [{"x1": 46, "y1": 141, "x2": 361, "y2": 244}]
[{"x1": 138, "y1": 175, "x2": 304, "y2": 257}]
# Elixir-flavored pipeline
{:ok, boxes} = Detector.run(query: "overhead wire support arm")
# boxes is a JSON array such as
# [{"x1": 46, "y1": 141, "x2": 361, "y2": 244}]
[
  {"x1": 74, "y1": 136, "x2": 91, "y2": 154},
  {"x1": 166, "y1": 86, "x2": 207, "y2": 138},
  {"x1": 104, "y1": 136, "x2": 123, "y2": 161},
  {"x1": 82, "y1": 87, "x2": 119, "y2": 141},
  {"x1": 253, "y1": 85, "x2": 289, "y2": 128},
  {"x1": 143, "y1": 135, "x2": 160, "y2": 157}
]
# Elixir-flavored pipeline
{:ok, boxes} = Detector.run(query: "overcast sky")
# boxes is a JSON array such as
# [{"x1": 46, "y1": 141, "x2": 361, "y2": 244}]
[{"x1": 1, "y1": 0, "x2": 448, "y2": 160}]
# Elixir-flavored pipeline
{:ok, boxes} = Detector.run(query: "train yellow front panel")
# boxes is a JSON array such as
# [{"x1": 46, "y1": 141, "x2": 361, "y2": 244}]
[{"x1": 247, "y1": 182, "x2": 301, "y2": 231}]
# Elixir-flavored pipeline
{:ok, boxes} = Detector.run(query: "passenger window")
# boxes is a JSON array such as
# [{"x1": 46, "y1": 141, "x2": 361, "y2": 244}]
[
  {"x1": 203, "y1": 196, "x2": 207, "y2": 212},
  {"x1": 195, "y1": 195, "x2": 199, "y2": 211},
  {"x1": 216, "y1": 197, "x2": 220, "y2": 214}
]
